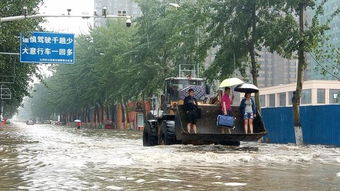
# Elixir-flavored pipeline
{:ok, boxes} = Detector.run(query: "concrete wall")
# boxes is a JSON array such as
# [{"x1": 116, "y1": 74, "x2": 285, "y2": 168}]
[{"x1": 262, "y1": 105, "x2": 340, "y2": 146}]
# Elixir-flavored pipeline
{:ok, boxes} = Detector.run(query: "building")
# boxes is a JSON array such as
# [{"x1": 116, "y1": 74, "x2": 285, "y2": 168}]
[
  {"x1": 257, "y1": 51, "x2": 297, "y2": 88},
  {"x1": 257, "y1": 0, "x2": 340, "y2": 87},
  {"x1": 94, "y1": 0, "x2": 142, "y2": 27},
  {"x1": 257, "y1": 80, "x2": 340, "y2": 108},
  {"x1": 306, "y1": 0, "x2": 340, "y2": 80}
]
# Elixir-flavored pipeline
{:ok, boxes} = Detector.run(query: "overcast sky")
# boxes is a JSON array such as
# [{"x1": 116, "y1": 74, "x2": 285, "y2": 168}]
[
  {"x1": 30, "y1": 0, "x2": 95, "y2": 82},
  {"x1": 39, "y1": 0, "x2": 94, "y2": 35}
]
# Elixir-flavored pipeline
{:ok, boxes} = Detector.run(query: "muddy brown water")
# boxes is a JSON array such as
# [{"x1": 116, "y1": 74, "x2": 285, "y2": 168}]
[{"x1": 0, "y1": 122, "x2": 340, "y2": 190}]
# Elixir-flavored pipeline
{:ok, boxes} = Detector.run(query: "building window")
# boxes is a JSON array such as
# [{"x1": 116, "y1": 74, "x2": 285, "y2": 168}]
[
  {"x1": 317, "y1": 89, "x2": 325, "y2": 104},
  {"x1": 279, "y1": 92, "x2": 286, "y2": 106},
  {"x1": 269, "y1": 94, "x2": 275, "y2": 107},
  {"x1": 301, "y1": 89, "x2": 312, "y2": 105},
  {"x1": 288, "y1": 91, "x2": 294, "y2": 105},
  {"x1": 329, "y1": 89, "x2": 340, "y2": 104},
  {"x1": 260, "y1": 95, "x2": 266, "y2": 107}
]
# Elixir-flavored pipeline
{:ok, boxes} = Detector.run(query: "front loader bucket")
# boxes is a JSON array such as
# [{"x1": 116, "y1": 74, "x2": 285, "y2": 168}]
[{"x1": 175, "y1": 104, "x2": 266, "y2": 145}]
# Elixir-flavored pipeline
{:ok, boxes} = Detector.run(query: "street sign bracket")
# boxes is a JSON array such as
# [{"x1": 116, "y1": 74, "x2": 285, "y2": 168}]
[{"x1": 0, "y1": 84, "x2": 11, "y2": 100}]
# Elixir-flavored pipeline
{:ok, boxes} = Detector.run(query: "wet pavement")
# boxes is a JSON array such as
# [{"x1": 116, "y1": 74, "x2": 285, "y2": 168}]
[{"x1": 1, "y1": 122, "x2": 340, "y2": 190}]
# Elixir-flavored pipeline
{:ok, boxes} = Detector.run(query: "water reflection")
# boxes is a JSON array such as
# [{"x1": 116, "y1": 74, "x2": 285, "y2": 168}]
[{"x1": 0, "y1": 123, "x2": 340, "y2": 190}]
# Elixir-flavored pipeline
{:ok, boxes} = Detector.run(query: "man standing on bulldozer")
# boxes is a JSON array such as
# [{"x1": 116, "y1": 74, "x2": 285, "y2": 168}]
[{"x1": 184, "y1": 89, "x2": 199, "y2": 134}]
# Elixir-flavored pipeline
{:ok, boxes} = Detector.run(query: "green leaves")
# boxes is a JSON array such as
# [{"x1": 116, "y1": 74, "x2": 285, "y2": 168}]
[
  {"x1": 26, "y1": 20, "x2": 139, "y2": 118},
  {"x1": 25, "y1": 0, "x2": 340, "y2": 120},
  {"x1": 0, "y1": 0, "x2": 43, "y2": 118}
]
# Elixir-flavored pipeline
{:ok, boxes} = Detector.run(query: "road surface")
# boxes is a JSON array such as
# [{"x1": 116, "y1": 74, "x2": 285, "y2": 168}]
[{"x1": 1, "y1": 122, "x2": 340, "y2": 190}]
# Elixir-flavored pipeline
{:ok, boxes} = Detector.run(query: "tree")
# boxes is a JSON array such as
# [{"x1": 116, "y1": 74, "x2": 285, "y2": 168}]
[
  {"x1": 200, "y1": 0, "x2": 297, "y2": 111},
  {"x1": 25, "y1": 20, "x2": 138, "y2": 123},
  {"x1": 267, "y1": 0, "x2": 339, "y2": 144},
  {"x1": 291, "y1": 0, "x2": 340, "y2": 145},
  {"x1": 0, "y1": 0, "x2": 43, "y2": 118},
  {"x1": 25, "y1": 0, "x2": 211, "y2": 122}
]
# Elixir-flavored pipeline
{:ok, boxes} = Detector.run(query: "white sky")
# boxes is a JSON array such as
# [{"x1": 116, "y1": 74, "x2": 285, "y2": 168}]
[
  {"x1": 39, "y1": 0, "x2": 94, "y2": 35},
  {"x1": 31, "y1": 0, "x2": 94, "y2": 82}
]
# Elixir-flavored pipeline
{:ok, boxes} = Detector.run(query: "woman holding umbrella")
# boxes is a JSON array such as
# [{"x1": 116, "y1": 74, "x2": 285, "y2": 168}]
[
  {"x1": 235, "y1": 83, "x2": 259, "y2": 134},
  {"x1": 240, "y1": 92, "x2": 257, "y2": 134}
]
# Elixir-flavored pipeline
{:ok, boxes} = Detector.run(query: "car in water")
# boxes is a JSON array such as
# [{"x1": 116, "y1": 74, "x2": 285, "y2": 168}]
[{"x1": 26, "y1": 120, "x2": 34, "y2": 125}]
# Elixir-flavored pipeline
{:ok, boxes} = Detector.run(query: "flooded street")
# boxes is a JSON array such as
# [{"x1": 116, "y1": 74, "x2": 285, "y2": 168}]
[{"x1": 1, "y1": 122, "x2": 340, "y2": 190}]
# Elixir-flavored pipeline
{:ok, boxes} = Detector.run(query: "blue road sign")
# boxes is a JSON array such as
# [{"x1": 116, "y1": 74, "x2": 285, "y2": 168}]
[{"x1": 20, "y1": 32, "x2": 75, "y2": 64}]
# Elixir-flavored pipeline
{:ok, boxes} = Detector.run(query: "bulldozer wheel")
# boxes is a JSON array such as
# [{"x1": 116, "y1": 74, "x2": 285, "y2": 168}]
[
  {"x1": 143, "y1": 121, "x2": 158, "y2": 146},
  {"x1": 143, "y1": 128, "x2": 149, "y2": 146},
  {"x1": 161, "y1": 121, "x2": 176, "y2": 145}
]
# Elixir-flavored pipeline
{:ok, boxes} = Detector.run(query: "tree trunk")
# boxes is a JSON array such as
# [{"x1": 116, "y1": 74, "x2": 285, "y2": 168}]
[
  {"x1": 112, "y1": 105, "x2": 117, "y2": 129},
  {"x1": 122, "y1": 100, "x2": 128, "y2": 129},
  {"x1": 100, "y1": 103, "x2": 104, "y2": 124},
  {"x1": 249, "y1": 1, "x2": 261, "y2": 113},
  {"x1": 293, "y1": 3, "x2": 305, "y2": 145},
  {"x1": 94, "y1": 105, "x2": 98, "y2": 128},
  {"x1": 142, "y1": 92, "x2": 147, "y2": 119}
]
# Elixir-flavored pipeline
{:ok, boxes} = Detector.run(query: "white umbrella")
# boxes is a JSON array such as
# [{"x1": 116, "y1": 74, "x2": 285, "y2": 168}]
[
  {"x1": 234, "y1": 83, "x2": 259, "y2": 93},
  {"x1": 219, "y1": 78, "x2": 244, "y2": 88}
]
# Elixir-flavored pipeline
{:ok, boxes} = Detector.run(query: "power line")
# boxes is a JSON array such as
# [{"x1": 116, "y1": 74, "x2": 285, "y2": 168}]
[
  {"x1": 314, "y1": 46, "x2": 340, "y2": 70},
  {"x1": 308, "y1": 52, "x2": 340, "y2": 80}
]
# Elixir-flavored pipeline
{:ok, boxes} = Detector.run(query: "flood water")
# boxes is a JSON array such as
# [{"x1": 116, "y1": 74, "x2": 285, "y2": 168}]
[{"x1": 1, "y1": 122, "x2": 340, "y2": 190}]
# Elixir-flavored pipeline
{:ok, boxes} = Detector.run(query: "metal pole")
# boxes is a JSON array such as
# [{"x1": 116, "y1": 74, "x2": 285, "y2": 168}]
[
  {"x1": 0, "y1": 14, "x2": 131, "y2": 23},
  {"x1": 233, "y1": 52, "x2": 236, "y2": 71},
  {"x1": 197, "y1": 27, "x2": 200, "y2": 78},
  {"x1": 0, "y1": 99, "x2": 3, "y2": 121},
  {"x1": 0, "y1": 52, "x2": 19, "y2": 56}
]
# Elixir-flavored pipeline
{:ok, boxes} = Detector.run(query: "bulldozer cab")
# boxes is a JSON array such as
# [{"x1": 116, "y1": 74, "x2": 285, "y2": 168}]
[{"x1": 164, "y1": 77, "x2": 209, "y2": 104}]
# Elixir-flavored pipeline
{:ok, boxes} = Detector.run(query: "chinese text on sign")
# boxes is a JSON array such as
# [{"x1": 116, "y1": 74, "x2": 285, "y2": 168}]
[{"x1": 20, "y1": 32, "x2": 75, "y2": 64}]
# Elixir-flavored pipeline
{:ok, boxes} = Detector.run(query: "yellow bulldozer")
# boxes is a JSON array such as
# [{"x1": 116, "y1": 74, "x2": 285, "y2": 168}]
[{"x1": 143, "y1": 77, "x2": 266, "y2": 146}]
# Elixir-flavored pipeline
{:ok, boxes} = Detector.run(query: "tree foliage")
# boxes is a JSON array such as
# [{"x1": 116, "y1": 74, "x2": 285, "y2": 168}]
[
  {"x1": 0, "y1": 0, "x2": 43, "y2": 118},
  {"x1": 23, "y1": 0, "x2": 339, "y2": 123}
]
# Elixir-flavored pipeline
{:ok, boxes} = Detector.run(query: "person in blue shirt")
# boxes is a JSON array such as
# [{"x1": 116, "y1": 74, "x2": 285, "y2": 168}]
[
  {"x1": 240, "y1": 93, "x2": 257, "y2": 134},
  {"x1": 184, "y1": 89, "x2": 198, "y2": 134}
]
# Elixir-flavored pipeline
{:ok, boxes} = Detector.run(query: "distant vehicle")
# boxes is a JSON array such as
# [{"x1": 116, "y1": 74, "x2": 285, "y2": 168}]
[
  {"x1": 143, "y1": 77, "x2": 267, "y2": 146},
  {"x1": 43, "y1": 120, "x2": 51, "y2": 124},
  {"x1": 26, "y1": 120, "x2": 34, "y2": 125}
]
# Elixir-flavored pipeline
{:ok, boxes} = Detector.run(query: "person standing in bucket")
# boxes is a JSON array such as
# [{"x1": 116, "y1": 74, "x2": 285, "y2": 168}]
[
  {"x1": 220, "y1": 87, "x2": 234, "y2": 133},
  {"x1": 184, "y1": 89, "x2": 198, "y2": 134},
  {"x1": 240, "y1": 93, "x2": 256, "y2": 134},
  {"x1": 221, "y1": 87, "x2": 233, "y2": 115}
]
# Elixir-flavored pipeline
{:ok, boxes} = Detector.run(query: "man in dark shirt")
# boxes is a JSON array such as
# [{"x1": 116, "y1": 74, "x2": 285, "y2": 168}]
[{"x1": 184, "y1": 89, "x2": 198, "y2": 133}]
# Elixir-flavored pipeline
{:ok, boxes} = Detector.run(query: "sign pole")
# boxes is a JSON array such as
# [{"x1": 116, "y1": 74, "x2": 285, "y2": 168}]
[
  {"x1": 0, "y1": 99, "x2": 3, "y2": 121},
  {"x1": 0, "y1": 52, "x2": 19, "y2": 56}
]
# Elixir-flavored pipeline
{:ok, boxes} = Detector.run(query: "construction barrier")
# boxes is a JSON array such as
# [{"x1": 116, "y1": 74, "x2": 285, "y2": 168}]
[{"x1": 262, "y1": 105, "x2": 340, "y2": 146}]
